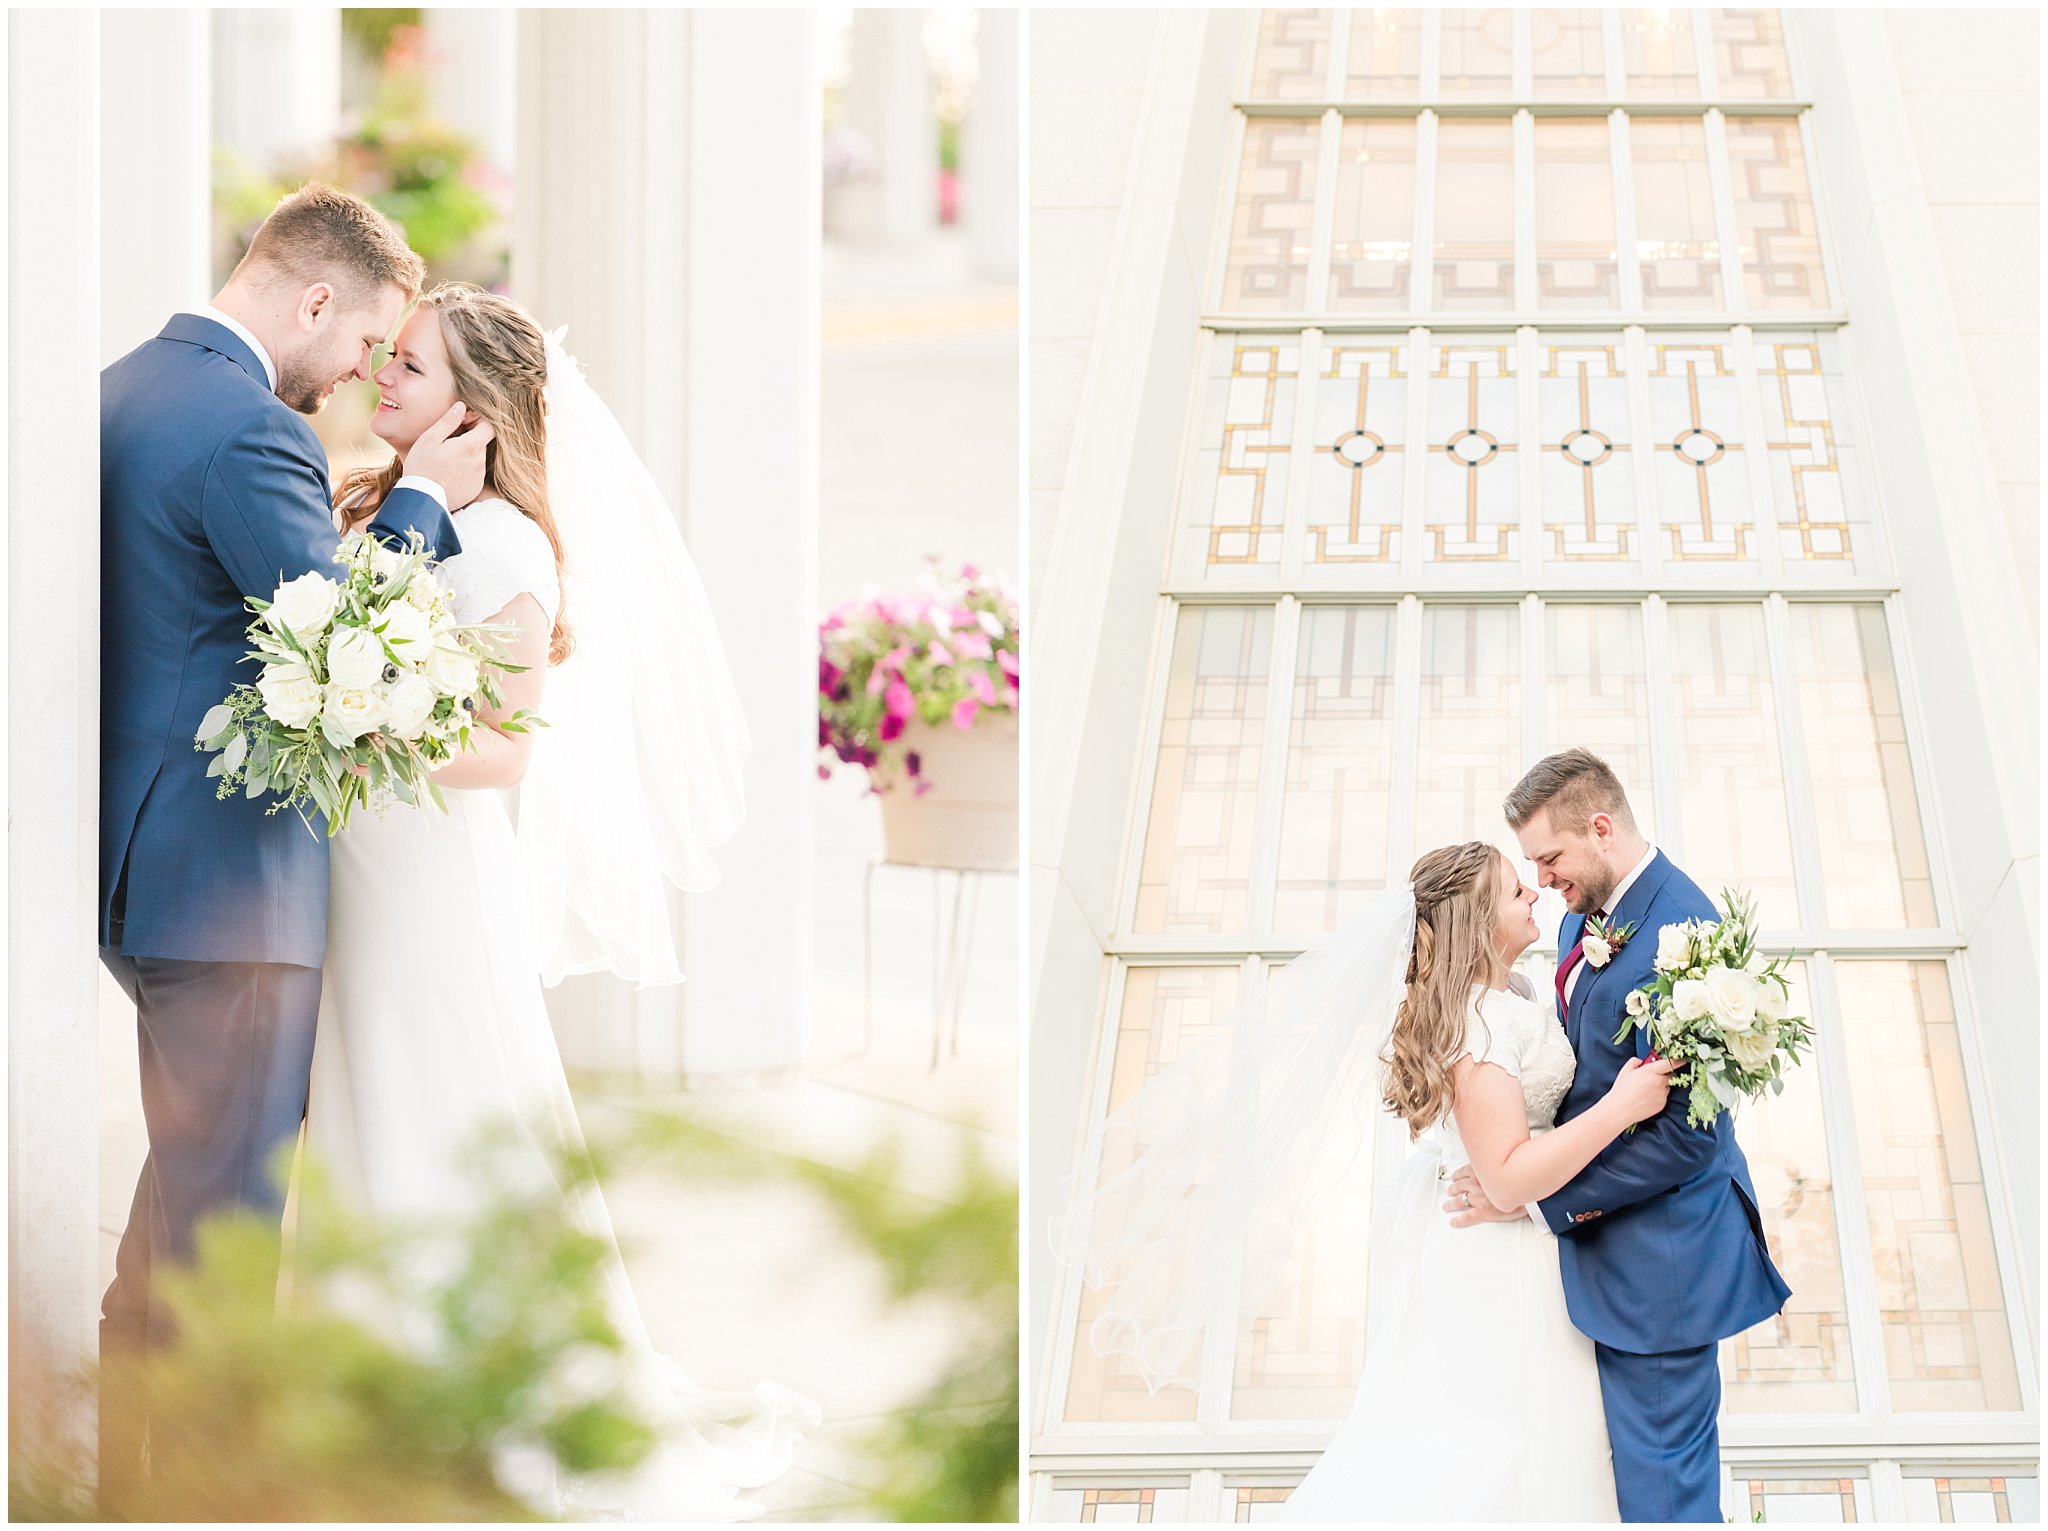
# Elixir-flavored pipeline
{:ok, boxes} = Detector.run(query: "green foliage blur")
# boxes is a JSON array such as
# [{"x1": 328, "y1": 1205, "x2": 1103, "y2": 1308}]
[
  {"x1": 214, "y1": 17, "x2": 508, "y2": 290},
  {"x1": 11, "y1": 1106, "x2": 1019, "y2": 1523}
]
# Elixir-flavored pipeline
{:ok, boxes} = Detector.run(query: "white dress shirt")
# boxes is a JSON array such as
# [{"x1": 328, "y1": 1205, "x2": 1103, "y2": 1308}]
[{"x1": 186, "y1": 305, "x2": 448, "y2": 513}]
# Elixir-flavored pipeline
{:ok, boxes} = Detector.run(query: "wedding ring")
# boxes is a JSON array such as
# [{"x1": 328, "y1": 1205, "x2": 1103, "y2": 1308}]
[{"x1": 1460, "y1": 1191, "x2": 1471, "y2": 1208}]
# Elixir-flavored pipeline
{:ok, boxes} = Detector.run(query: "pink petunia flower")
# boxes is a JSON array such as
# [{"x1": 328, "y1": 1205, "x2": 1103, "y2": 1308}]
[
  {"x1": 885, "y1": 678, "x2": 915, "y2": 719},
  {"x1": 997, "y1": 649, "x2": 1019, "y2": 678},
  {"x1": 952, "y1": 696, "x2": 980, "y2": 731},
  {"x1": 951, "y1": 631, "x2": 993, "y2": 661},
  {"x1": 968, "y1": 669, "x2": 998, "y2": 705},
  {"x1": 928, "y1": 640, "x2": 955, "y2": 667}
]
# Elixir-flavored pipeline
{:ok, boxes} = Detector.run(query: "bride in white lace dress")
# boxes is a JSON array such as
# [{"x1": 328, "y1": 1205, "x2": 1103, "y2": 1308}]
[
  {"x1": 1056, "y1": 841, "x2": 1672, "y2": 1523},
  {"x1": 306, "y1": 284, "x2": 815, "y2": 1520}
]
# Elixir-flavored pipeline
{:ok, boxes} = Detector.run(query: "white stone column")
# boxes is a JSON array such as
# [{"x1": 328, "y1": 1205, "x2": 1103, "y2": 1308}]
[
  {"x1": 422, "y1": 8, "x2": 515, "y2": 178},
  {"x1": 100, "y1": 9, "x2": 211, "y2": 365},
  {"x1": 9, "y1": 4, "x2": 104, "y2": 1454},
  {"x1": 211, "y1": 8, "x2": 341, "y2": 174},
  {"x1": 960, "y1": 8, "x2": 1020, "y2": 279},
  {"x1": 514, "y1": 11, "x2": 819, "y2": 1081},
  {"x1": 836, "y1": 8, "x2": 937, "y2": 243}
]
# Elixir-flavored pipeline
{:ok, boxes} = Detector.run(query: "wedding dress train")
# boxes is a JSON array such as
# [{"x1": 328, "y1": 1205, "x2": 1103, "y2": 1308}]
[{"x1": 304, "y1": 498, "x2": 815, "y2": 1521}]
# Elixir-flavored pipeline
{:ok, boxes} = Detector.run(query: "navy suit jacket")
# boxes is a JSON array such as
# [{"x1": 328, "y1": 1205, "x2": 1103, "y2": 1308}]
[
  {"x1": 100, "y1": 315, "x2": 460, "y2": 967},
  {"x1": 1536, "y1": 850, "x2": 1792, "y2": 1353}
]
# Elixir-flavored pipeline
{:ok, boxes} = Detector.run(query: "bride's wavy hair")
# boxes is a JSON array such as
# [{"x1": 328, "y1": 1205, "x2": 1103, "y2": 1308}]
[
  {"x1": 337, "y1": 281, "x2": 574, "y2": 664},
  {"x1": 1382, "y1": 840, "x2": 1512, "y2": 1138}
]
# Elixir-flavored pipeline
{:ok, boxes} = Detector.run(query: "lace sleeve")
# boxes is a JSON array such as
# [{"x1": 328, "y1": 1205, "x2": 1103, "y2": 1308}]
[
  {"x1": 451, "y1": 503, "x2": 561, "y2": 629},
  {"x1": 1457, "y1": 990, "x2": 1529, "y2": 1080}
]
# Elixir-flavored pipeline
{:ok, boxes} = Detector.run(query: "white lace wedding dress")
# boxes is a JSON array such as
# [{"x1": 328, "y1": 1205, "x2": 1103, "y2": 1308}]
[
  {"x1": 1279, "y1": 981, "x2": 1619, "y2": 1523},
  {"x1": 304, "y1": 498, "x2": 816, "y2": 1521}
]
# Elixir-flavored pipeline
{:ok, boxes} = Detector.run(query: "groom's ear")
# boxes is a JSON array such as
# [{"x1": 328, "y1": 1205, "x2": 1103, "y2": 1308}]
[{"x1": 296, "y1": 281, "x2": 338, "y2": 331}]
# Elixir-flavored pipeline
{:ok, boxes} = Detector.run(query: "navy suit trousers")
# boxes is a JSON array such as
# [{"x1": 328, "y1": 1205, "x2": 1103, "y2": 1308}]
[
  {"x1": 1596, "y1": 1340, "x2": 1726, "y2": 1523},
  {"x1": 98, "y1": 949, "x2": 322, "y2": 1351}
]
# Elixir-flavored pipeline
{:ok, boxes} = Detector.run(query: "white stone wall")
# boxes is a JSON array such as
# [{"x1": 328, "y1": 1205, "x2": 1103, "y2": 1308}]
[
  {"x1": 1885, "y1": 10, "x2": 2039, "y2": 636},
  {"x1": 1027, "y1": 9, "x2": 1158, "y2": 588}
]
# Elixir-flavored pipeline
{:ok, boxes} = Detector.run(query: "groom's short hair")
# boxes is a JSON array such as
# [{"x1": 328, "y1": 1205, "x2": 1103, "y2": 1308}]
[
  {"x1": 234, "y1": 182, "x2": 425, "y2": 305},
  {"x1": 1505, "y1": 748, "x2": 1638, "y2": 833}
]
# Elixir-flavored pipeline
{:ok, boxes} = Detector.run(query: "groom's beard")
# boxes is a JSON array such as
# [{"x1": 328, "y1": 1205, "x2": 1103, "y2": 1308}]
[
  {"x1": 277, "y1": 358, "x2": 338, "y2": 416},
  {"x1": 1571, "y1": 867, "x2": 1620, "y2": 916}
]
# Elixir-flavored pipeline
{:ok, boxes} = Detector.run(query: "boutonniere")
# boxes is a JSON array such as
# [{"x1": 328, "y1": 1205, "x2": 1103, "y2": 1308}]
[{"x1": 1581, "y1": 914, "x2": 1638, "y2": 969}]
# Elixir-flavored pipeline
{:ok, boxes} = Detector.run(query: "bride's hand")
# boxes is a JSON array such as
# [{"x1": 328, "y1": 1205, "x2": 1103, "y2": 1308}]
[
  {"x1": 1444, "y1": 1166, "x2": 1521, "y2": 1227},
  {"x1": 1607, "y1": 1054, "x2": 1679, "y2": 1125}
]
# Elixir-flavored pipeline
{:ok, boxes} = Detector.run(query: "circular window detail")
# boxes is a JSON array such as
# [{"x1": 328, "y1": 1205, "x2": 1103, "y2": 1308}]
[
  {"x1": 1561, "y1": 428, "x2": 1613, "y2": 466},
  {"x1": 1446, "y1": 427, "x2": 1499, "y2": 466},
  {"x1": 1673, "y1": 427, "x2": 1725, "y2": 466},
  {"x1": 1333, "y1": 429, "x2": 1385, "y2": 469}
]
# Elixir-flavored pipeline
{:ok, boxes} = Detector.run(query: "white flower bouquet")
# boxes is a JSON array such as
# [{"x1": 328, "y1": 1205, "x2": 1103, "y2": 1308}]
[
  {"x1": 1614, "y1": 887, "x2": 1815, "y2": 1130},
  {"x1": 195, "y1": 531, "x2": 540, "y2": 836}
]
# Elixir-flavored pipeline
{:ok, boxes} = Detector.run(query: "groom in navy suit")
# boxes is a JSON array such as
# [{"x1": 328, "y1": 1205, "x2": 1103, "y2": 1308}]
[
  {"x1": 1449, "y1": 749, "x2": 1790, "y2": 1523},
  {"x1": 98, "y1": 183, "x2": 490, "y2": 1488}
]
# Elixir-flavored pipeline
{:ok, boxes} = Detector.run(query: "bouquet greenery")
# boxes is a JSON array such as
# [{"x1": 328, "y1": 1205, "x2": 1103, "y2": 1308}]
[
  {"x1": 1614, "y1": 888, "x2": 1815, "y2": 1130},
  {"x1": 195, "y1": 531, "x2": 538, "y2": 836},
  {"x1": 817, "y1": 559, "x2": 1019, "y2": 794}
]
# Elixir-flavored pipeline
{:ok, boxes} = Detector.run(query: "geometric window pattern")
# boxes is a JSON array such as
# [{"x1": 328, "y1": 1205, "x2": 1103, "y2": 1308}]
[
  {"x1": 1174, "y1": 331, "x2": 1875, "y2": 583},
  {"x1": 1043, "y1": 13, "x2": 2028, "y2": 1523}
]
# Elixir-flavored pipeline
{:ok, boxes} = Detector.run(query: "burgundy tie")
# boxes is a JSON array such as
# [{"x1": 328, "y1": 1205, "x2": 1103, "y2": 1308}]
[{"x1": 1555, "y1": 936, "x2": 1584, "y2": 1019}]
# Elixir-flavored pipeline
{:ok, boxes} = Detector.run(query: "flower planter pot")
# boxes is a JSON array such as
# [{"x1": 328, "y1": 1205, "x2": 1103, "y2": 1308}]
[{"x1": 876, "y1": 713, "x2": 1018, "y2": 871}]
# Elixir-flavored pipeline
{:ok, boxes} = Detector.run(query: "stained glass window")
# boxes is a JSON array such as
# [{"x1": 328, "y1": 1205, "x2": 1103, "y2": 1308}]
[
  {"x1": 1344, "y1": 8, "x2": 1422, "y2": 101},
  {"x1": 1530, "y1": 9, "x2": 1609, "y2": 102},
  {"x1": 1306, "y1": 340, "x2": 1407, "y2": 564},
  {"x1": 1726, "y1": 116, "x2": 1829, "y2": 310},
  {"x1": 1132, "y1": 609, "x2": 1271, "y2": 934},
  {"x1": 1331, "y1": 118, "x2": 1416, "y2": 312},
  {"x1": 1432, "y1": 119, "x2": 1517, "y2": 309},
  {"x1": 1533, "y1": 118, "x2": 1620, "y2": 310},
  {"x1": 1630, "y1": 117, "x2": 1724, "y2": 309},
  {"x1": 1249, "y1": 9, "x2": 1333, "y2": 101},
  {"x1": 1437, "y1": 8, "x2": 1515, "y2": 101},
  {"x1": 1423, "y1": 338, "x2": 1519, "y2": 560},
  {"x1": 1223, "y1": 119, "x2": 1320, "y2": 313},
  {"x1": 1713, "y1": 8, "x2": 1795, "y2": 100},
  {"x1": 1621, "y1": 6, "x2": 1701, "y2": 101}
]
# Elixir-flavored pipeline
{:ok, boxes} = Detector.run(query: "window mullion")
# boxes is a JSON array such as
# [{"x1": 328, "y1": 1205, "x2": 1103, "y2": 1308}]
[
  {"x1": 1512, "y1": 107, "x2": 1536, "y2": 314},
  {"x1": 1384, "y1": 594, "x2": 1424, "y2": 884},
  {"x1": 1797, "y1": 107, "x2": 1847, "y2": 319},
  {"x1": 1418, "y1": 8, "x2": 1442, "y2": 99},
  {"x1": 1642, "y1": 593, "x2": 1684, "y2": 861},
  {"x1": 1208, "y1": 113, "x2": 1250, "y2": 312},
  {"x1": 1411, "y1": 112, "x2": 1438, "y2": 323},
  {"x1": 1601, "y1": 10, "x2": 1627, "y2": 100},
  {"x1": 1623, "y1": 325, "x2": 1666, "y2": 583},
  {"x1": 1115, "y1": 596, "x2": 1187, "y2": 938},
  {"x1": 1516, "y1": 325, "x2": 1542, "y2": 582},
  {"x1": 1611, "y1": 109, "x2": 1644, "y2": 311},
  {"x1": 1244, "y1": 596, "x2": 1303, "y2": 938},
  {"x1": 1306, "y1": 111, "x2": 1342, "y2": 312},
  {"x1": 1763, "y1": 593, "x2": 1827, "y2": 930},
  {"x1": 1510, "y1": 7, "x2": 1533, "y2": 100},
  {"x1": 1520, "y1": 592, "x2": 1545, "y2": 797},
  {"x1": 1398, "y1": 325, "x2": 1430, "y2": 584},
  {"x1": 1323, "y1": 7, "x2": 1351, "y2": 102},
  {"x1": 1704, "y1": 106, "x2": 1747, "y2": 317},
  {"x1": 1807, "y1": 948, "x2": 1899, "y2": 1421},
  {"x1": 1196, "y1": 955, "x2": 1271, "y2": 1429},
  {"x1": 1735, "y1": 327, "x2": 1788, "y2": 582},
  {"x1": 1692, "y1": 7, "x2": 1722, "y2": 99},
  {"x1": 1277, "y1": 328, "x2": 1321, "y2": 586}
]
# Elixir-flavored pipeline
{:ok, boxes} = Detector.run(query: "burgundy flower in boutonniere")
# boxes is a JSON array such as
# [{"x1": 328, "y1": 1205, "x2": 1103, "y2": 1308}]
[{"x1": 1581, "y1": 914, "x2": 1639, "y2": 969}]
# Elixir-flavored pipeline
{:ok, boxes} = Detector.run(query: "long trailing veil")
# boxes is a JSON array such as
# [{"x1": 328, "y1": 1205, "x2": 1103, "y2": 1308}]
[
  {"x1": 516, "y1": 328, "x2": 751, "y2": 988},
  {"x1": 1049, "y1": 886, "x2": 1424, "y2": 1395}
]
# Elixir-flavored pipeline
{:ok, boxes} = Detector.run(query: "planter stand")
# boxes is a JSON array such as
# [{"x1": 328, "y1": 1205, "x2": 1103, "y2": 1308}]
[{"x1": 856, "y1": 853, "x2": 1014, "y2": 1073}]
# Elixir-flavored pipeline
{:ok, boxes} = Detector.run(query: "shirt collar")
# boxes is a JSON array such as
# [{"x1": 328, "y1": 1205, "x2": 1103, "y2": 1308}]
[
  {"x1": 1600, "y1": 843, "x2": 1659, "y2": 920},
  {"x1": 190, "y1": 304, "x2": 278, "y2": 391}
]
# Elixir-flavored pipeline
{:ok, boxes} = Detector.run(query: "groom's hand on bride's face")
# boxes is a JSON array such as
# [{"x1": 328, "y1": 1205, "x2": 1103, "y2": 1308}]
[
  {"x1": 406, "y1": 402, "x2": 496, "y2": 507},
  {"x1": 1445, "y1": 1166, "x2": 1518, "y2": 1227}
]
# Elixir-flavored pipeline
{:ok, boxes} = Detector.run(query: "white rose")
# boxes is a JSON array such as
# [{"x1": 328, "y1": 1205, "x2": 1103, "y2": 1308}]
[
  {"x1": 1582, "y1": 933, "x2": 1613, "y2": 968},
  {"x1": 321, "y1": 680, "x2": 384, "y2": 742},
  {"x1": 1654, "y1": 924, "x2": 1694, "y2": 974},
  {"x1": 426, "y1": 638, "x2": 481, "y2": 697},
  {"x1": 255, "y1": 660, "x2": 322, "y2": 729},
  {"x1": 380, "y1": 673, "x2": 439, "y2": 740},
  {"x1": 1725, "y1": 1026, "x2": 1777, "y2": 1072},
  {"x1": 267, "y1": 572, "x2": 342, "y2": 640},
  {"x1": 326, "y1": 625, "x2": 388, "y2": 689},
  {"x1": 1755, "y1": 976, "x2": 1789, "y2": 1023},
  {"x1": 1625, "y1": 987, "x2": 1651, "y2": 1018},
  {"x1": 1705, "y1": 965, "x2": 1760, "y2": 1031},
  {"x1": 1672, "y1": 978, "x2": 1712, "y2": 1022},
  {"x1": 404, "y1": 570, "x2": 442, "y2": 613},
  {"x1": 380, "y1": 602, "x2": 432, "y2": 666}
]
